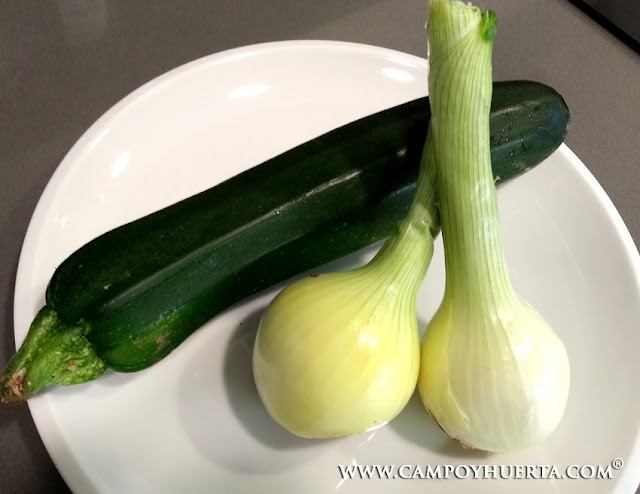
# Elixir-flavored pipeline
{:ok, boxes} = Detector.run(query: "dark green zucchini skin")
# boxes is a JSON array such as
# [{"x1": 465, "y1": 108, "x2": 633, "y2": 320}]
[{"x1": 22, "y1": 81, "x2": 571, "y2": 380}]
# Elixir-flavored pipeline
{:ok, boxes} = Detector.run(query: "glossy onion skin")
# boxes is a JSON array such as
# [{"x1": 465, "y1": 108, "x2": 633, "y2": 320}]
[
  {"x1": 253, "y1": 270, "x2": 420, "y2": 439},
  {"x1": 419, "y1": 295, "x2": 570, "y2": 452}
]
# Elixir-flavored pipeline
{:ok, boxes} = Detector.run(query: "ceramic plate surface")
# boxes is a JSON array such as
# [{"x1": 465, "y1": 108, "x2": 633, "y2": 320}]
[{"x1": 13, "y1": 41, "x2": 640, "y2": 493}]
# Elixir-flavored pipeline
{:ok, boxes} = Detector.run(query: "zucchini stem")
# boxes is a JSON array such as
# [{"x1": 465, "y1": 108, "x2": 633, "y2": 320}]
[{"x1": 1, "y1": 307, "x2": 106, "y2": 404}]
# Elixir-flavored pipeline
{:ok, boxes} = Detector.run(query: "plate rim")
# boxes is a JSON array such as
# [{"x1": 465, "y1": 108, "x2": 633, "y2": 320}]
[{"x1": 12, "y1": 40, "x2": 640, "y2": 494}]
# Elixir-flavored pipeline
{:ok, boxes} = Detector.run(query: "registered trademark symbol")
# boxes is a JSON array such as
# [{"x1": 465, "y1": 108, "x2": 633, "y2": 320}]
[{"x1": 612, "y1": 458, "x2": 624, "y2": 469}]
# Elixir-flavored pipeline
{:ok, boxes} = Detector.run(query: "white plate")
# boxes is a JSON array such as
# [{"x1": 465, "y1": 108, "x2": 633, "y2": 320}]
[{"x1": 14, "y1": 41, "x2": 640, "y2": 494}]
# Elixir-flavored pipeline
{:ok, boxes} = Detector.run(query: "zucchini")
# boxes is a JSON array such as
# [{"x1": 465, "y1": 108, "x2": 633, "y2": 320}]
[{"x1": 0, "y1": 80, "x2": 569, "y2": 403}]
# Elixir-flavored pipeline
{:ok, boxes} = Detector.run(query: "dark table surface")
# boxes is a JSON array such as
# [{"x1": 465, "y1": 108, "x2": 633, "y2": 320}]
[{"x1": 1, "y1": 0, "x2": 639, "y2": 492}]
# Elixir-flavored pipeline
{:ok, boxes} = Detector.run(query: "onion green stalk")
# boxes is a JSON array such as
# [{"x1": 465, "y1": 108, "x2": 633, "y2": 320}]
[
  {"x1": 252, "y1": 138, "x2": 439, "y2": 438},
  {"x1": 418, "y1": 0, "x2": 570, "y2": 453}
]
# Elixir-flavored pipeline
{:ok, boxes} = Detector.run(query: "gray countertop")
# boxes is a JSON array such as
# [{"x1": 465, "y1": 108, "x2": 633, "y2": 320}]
[{"x1": 1, "y1": 0, "x2": 638, "y2": 492}]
